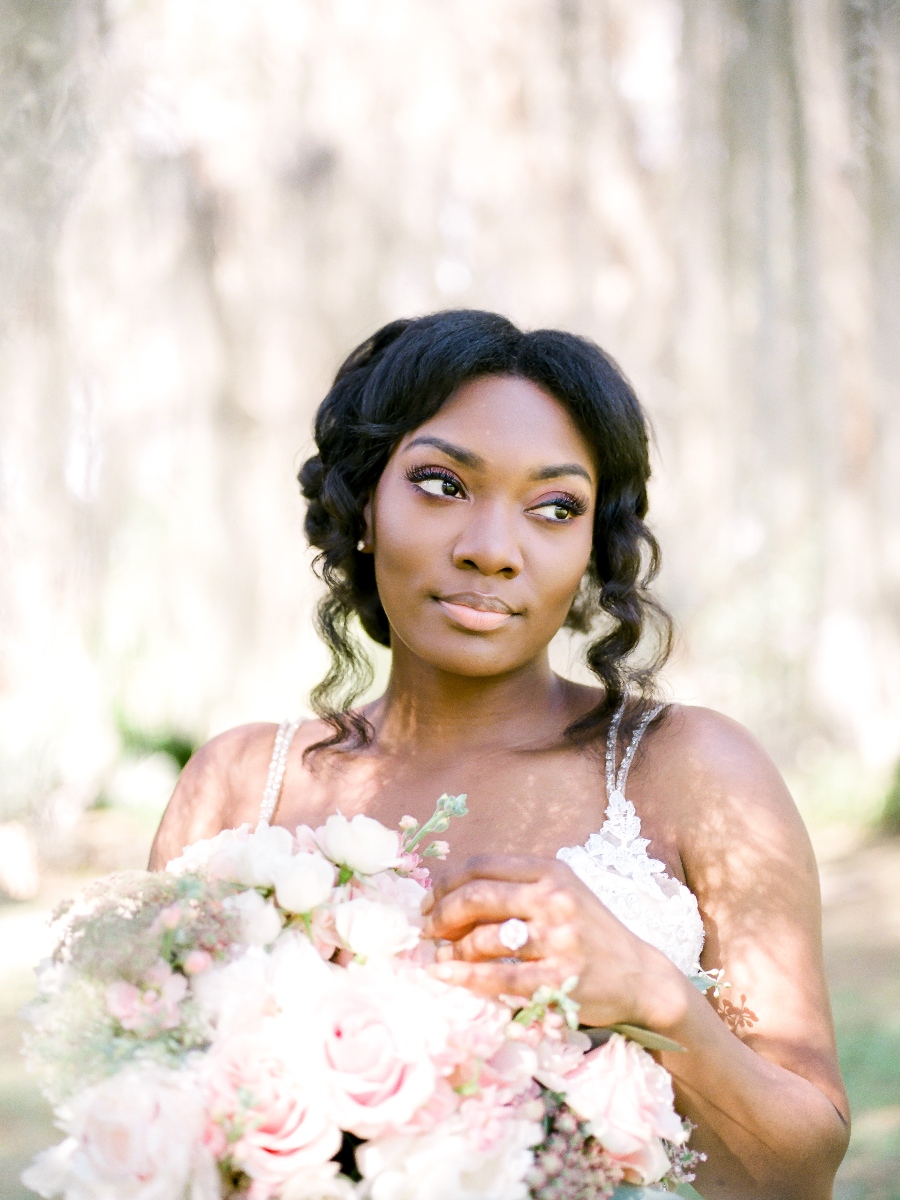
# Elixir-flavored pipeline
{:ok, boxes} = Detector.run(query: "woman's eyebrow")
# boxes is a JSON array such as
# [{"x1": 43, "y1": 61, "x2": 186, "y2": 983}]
[
  {"x1": 405, "y1": 437, "x2": 593, "y2": 484},
  {"x1": 530, "y1": 463, "x2": 594, "y2": 484},
  {"x1": 405, "y1": 436, "x2": 483, "y2": 468}
]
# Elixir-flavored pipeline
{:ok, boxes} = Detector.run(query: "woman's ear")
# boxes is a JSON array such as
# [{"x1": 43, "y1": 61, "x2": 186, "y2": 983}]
[{"x1": 358, "y1": 498, "x2": 374, "y2": 553}]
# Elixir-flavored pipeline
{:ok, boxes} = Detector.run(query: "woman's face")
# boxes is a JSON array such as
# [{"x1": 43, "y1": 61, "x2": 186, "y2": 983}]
[{"x1": 366, "y1": 375, "x2": 597, "y2": 678}]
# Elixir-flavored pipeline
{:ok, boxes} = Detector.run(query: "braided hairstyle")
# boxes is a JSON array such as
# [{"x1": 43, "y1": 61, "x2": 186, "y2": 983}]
[{"x1": 298, "y1": 310, "x2": 672, "y2": 751}]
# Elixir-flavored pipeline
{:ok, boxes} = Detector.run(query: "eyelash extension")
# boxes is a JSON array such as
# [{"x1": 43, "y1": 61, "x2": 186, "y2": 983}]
[
  {"x1": 536, "y1": 492, "x2": 588, "y2": 517},
  {"x1": 405, "y1": 465, "x2": 463, "y2": 489}
]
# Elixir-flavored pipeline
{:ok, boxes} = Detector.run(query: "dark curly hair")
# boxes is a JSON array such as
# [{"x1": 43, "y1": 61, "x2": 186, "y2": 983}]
[{"x1": 298, "y1": 309, "x2": 672, "y2": 751}]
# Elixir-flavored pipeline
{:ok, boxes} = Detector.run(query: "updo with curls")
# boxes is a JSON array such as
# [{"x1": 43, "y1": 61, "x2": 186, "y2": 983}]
[{"x1": 298, "y1": 309, "x2": 672, "y2": 751}]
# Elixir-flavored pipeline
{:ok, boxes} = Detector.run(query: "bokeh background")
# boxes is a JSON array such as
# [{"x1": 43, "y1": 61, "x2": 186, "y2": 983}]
[{"x1": 1, "y1": 0, "x2": 899, "y2": 1196}]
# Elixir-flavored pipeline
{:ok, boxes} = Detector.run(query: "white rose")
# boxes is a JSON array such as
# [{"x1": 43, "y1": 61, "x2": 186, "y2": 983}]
[
  {"x1": 165, "y1": 824, "x2": 252, "y2": 877},
  {"x1": 357, "y1": 1127, "x2": 467, "y2": 1200},
  {"x1": 315, "y1": 814, "x2": 400, "y2": 875},
  {"x1": 167, "y1": 823, "x2": 295, "y2": 889},
  {"x1": 233, "y1": 822, "x2": 296, "y2": 888},
  {"x1": 358, "y1": 1117, "x2": 539, "y2": 1200},
  {"x1": 21, "y1": 1065, "x2": 216, "y2": 1200},
  {"x1": 224, "y1": 888, "x2": 283, "y2": 945},
  {"x1": 194, "y1": 935, "x2": 333, "y2": 1040},
  {"x1": 333, "y1": 897, "x2": 419, "y2": 958},
  {"x1": 272, "y1": 852, "x2": 336, "y2": 913},
  {"x1": 281, "y1": 1164, "x2": 357, "y2": 1200}
]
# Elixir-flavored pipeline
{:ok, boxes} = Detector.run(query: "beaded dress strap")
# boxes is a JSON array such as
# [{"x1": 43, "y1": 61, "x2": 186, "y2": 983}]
[
  {"x1": 258, "y1": 719, "x2": 303, "y2": 827},
  {"x1": 605, "y1": 700, "x2": 664, "y2": 804}
]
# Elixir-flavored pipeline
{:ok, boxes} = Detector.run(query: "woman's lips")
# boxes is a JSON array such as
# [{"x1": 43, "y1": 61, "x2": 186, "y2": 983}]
[{"x1": 435, "y1": 596, "x2": 516, "y2": 632}]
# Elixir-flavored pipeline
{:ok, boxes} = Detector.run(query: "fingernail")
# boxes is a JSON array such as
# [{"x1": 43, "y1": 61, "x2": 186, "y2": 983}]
[{"x1": 431, "y1": 963, "x2": 455, "y2": 979}]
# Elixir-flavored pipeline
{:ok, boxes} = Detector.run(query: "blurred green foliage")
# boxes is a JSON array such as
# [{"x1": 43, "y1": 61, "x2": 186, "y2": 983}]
[
  {"x1": 880, "y1": 764, "x2": 900, "y2": 837},
  {"x1": 116, "y1": 717, "x2": 197, "y2": 771}
]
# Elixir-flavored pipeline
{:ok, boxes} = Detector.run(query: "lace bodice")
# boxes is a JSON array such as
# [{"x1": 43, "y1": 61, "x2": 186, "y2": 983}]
[
  {"x1": 556, "y1": 703, "x2": 705, "y2": 977},
  {"x1": 260, "y1": 704, "x2": 705, "y2": 978}
]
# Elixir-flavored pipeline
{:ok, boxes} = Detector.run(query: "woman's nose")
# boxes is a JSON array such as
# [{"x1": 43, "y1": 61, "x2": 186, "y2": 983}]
[{"x1": 451, "y1": 501, "x2": 523, "y2": 578}]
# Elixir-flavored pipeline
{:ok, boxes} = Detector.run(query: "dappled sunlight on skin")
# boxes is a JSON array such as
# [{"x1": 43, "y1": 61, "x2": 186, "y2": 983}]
[
  {"x1": 632, "y1": 709, "x2": 849, "y2": 1195},
  {"x1": 149, "y1": 369, "x2": 850, "y2": 1199}
]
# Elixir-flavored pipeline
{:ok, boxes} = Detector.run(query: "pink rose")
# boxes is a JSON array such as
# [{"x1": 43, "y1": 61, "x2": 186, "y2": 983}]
[
  {"x1": 480, "y1": 1040, "x2": 539, "y2": 1099},
  {"x1": 206, "y1": 1026, "x2": 341, "y2": 1199},
  {"x1": 426, "y1": 977, "x2": 509, "y2": 1070},
  {"x1": 532, "y1": 1027, "x2": 592, "y2": 1093},
  {"x1": 319, "y1": 967, "x2": 441, "y2": 1138},
  {"x1": 563, "y1": 1034, "x2": 686, "y2": 1184}
]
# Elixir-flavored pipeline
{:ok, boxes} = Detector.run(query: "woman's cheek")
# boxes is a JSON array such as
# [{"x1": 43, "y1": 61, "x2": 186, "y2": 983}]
[{"x1": 531, "y1": 534, "x2": 593, "y2": 621}]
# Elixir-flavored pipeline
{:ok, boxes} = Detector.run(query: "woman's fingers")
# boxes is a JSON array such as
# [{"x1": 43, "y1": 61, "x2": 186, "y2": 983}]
[
  {"x1": 429, "y1": 853, "x2": 557, "y2": 904},
  {"x1": 424, "y1": 877, "x2": 542, "y2": 941},
  {"x1": 428, "y1": 956, "x2": 569, "y2": 999},
  {"x1": 447, "y1": 920, "x2": 544, "y2": 962}
]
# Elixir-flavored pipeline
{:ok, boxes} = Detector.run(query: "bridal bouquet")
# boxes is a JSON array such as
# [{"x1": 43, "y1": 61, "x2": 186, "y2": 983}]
[{"x1": 22, "y1": 796, "x2": 701, "y2": 1200}]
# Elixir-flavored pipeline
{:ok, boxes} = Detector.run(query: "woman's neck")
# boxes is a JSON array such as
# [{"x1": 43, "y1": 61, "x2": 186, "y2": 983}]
[{"x1": 366, "y1": 645, "x2": 578, "y2": 755}]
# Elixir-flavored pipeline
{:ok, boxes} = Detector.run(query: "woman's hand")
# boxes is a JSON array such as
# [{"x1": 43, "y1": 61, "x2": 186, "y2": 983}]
[{"x1": 423, "y1": 853, "x2": 691, "y2": 1032}]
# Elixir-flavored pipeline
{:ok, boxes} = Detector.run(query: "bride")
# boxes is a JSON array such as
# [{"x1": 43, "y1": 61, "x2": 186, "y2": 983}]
[{"x1": 150, "y1": 309, "x2": 849, "y2": 1198}]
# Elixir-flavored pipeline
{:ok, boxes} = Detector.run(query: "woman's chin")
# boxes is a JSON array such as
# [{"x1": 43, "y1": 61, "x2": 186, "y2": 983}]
[{"x1": 393, "y1": 628, "x2": 545, "y2": 679}]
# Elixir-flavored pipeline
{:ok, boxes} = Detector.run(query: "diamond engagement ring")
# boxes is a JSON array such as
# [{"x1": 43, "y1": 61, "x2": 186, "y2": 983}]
[{"x1": 498, "y1": 918, "x2": 529, "y2": 952}]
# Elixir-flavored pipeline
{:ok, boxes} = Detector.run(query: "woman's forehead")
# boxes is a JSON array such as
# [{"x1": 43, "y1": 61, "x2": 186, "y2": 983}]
[{"x1": 400, "y1": 375, "x2": 597, "y2": 475}]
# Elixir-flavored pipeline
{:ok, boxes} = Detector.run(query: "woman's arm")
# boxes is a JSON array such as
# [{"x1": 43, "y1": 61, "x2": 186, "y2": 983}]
[
  {"x1": 423, "y1": 708, "x2": 849, "y2": 1199},
  {"x1": 659, "y1": 709, "x2": 849, "y2": 1196}
]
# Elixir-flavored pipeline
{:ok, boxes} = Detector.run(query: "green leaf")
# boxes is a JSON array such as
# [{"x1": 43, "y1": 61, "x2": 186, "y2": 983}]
[
  {"x1": 610, "y1": 1186, "x2": 674, "y2": 1198},
  {"x1": 600, "y1": 1023, "x2": 686, "y2": 1053},
  {"x1": 610, "y1": 1186, "x2": 705, "y2": 1198}
]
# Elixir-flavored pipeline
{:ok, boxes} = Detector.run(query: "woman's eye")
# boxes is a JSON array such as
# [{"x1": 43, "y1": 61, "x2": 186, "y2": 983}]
[
  {"x1": 408, "y1": 470, "x2": 465, "y2": 498},
  {"x1": 531, "y1": 496, "x2": 587, "y2": 523}
]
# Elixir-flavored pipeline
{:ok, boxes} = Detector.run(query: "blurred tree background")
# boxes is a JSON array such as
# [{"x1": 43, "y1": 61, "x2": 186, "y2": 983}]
[
  {"x1": 1, "y1": 0, "x2": 899, "y2": 1195},
  {"x1": 3, "y1": 0, "x2": 900, "y2": 829}
]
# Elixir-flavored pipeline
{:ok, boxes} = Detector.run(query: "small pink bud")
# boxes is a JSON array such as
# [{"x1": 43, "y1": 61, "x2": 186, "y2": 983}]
[
  {"x1": 183, "y1": 949, "x2": 213, "y2": 975},
  {"x1": 431, "y1": 840, "x2": 450, "y2": 859},
  {"x1": 159, "y1": 903, "x2": 182, "y2": 930},
  {"x1": 399, "y1": 815, "x2": 418, "y2": 831}
]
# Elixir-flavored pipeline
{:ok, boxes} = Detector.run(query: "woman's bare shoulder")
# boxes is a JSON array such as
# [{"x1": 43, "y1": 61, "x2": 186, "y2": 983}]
[
  {"x1": 649, "y1": 702, "x2": 817, "y2": 914},
  {"x1": 147, "y1": 718, "x2": 331, "y2": 869},
  {"x1": 651, "y1": 702, "x2": 805, "y2": 829}
]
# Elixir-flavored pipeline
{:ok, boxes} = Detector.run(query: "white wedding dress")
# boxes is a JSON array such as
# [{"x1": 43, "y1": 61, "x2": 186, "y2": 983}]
[{"x1": 258, "y1": 703, "x2": 705, "y2": 980}]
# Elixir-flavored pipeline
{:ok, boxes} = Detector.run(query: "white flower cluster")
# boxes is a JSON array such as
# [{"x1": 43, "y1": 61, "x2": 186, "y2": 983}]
[{"x1": 23, "y1": 799, "x2": 690, "y2": 1200}]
